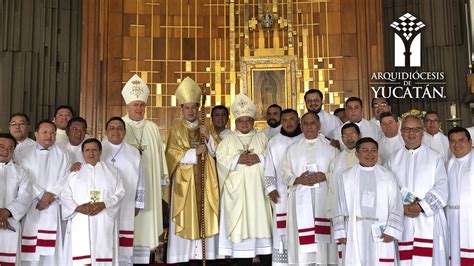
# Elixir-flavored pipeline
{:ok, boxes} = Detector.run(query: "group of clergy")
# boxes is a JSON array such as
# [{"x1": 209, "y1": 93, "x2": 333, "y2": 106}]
[{"x1": 1, "y1": 73, "x2": 473, "y2": 266}]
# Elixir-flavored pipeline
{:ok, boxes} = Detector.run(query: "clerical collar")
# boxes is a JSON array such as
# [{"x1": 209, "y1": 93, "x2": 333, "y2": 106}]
[
  {"x1": 305, "y1": 137, "x2": 318, "y2": 143},
  {"x1": 405, "y1": 144, "x2": 421, "y2": 152},
  {"x1": 352, "y1": 120, "x2": 362, "y2": 125},
  {"x1": 0, "y1": 160, "x2": 11, "y2": 166},
  {"x1": 85, "y1": 161, "x2": 102, "y2": 168},
  {"x1": 108, "y1": 141, "x2": 123, "y2": 148},
  {"x1": 359, "y1": 164, "x2": 375, "y2": 171},
  {"x1": 281, "y1": 125, "x2": 302, "y2": 138},
  {"x1": 185, "y1": 119, "x2": 199, "y2": 129},
  {"x1": 36, "y1": 144, "x2": 51, "y2": 151}
]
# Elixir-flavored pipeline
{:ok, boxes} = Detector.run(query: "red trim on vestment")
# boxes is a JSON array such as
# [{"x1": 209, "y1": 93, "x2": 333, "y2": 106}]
[
  {"x1": 73, "y1": 255, "x2": 91, "y2": 260},
  {"x1": 298, "y1": 235, "x2": 315, "y2": 245},
  {"x1": 37, "y1": 230, "x2": 56, "y2": 234},
  {"x1": 21, "y1": 245, "x2": 36, "y2": 253},
  {"x1": 119, "y1": 237, "x2": 134, "y2": 247},
  {"x1": 96, "y1": 258, "x2": 113, "y2": 262},
  {"x1": 37, "y1": 239, "x2": 55, "y2": 247},
  {"x1": 276, "y1": 221, "x2": 286, "y2": 228}
]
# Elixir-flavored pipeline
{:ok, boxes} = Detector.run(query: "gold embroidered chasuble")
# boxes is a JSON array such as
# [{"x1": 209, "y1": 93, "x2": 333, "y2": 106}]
[{"x1": 163, "y1": 118, "x2": 219, "y2": 240}]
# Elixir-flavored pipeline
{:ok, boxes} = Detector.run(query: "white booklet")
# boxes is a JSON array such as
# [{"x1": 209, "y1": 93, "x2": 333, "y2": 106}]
[
  {"x1": 306, "y1": 163, "x2": 320, "y2": 188},
  {"x1": 401, "y1": 187, "x2": 417, "y2": 204},
  {"x1": 371, "y1": 222, "x2": 386, "y2": 242}
]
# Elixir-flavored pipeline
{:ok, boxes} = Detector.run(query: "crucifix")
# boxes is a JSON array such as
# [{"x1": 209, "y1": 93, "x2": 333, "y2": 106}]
[
  {"x1": 132, "y1": 143, "x2": 147, "y2": 156},
  {"x1": 238, "y1": 144, "x2": 254, "y2": 155}
]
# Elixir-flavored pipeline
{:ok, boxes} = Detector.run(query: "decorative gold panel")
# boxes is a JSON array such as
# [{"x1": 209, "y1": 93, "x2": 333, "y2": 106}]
[{"x1": 115, "y1": 0, "x2": 382, "y2": 140}]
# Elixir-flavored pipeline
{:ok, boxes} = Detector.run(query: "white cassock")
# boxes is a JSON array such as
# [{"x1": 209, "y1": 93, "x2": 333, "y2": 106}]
[
  {"x1": 264, "y1": 133, "x2": 304, "y2": 265},
  {"x1": 263, "y1": 124, "x2": 282, "y2": 140},
  {"x1": 281, "y1": 136, "x2": 339, "y2": 265},
  {"x1": 122, "y1": 115, "x2": 169, "y2": 255},
  {"x1": 446, "y1": 150, "x2": 474, "y2": 265},
  {"x1": 333, "y1": 164, "x2": 404, "y2": 265},
  {"x1": 101, "y1": 140, "x2": 145, "y2": 265},
  {"x1": 385, "y1": 144, "x2": 449, "y2": 266},
  {"x1": 216, "y1": 130, "x2": 273, "y2": 258},
  {"x1": 16, "y1": 144, "x2": 71, "y2": 265},
  {"x1": 378, "y1": 134, "x2": 404, "y2": 164},
  {"x1": 317, "y1": 109, "x2": 342, "y2": 139},
  {"x1": 0, "y1": 160, "x2": 32, "y2": 265},
  {"x1": 61, "y1": 161, "x2": 125, "y2": 265},
  {"x1": 328, "y1": 148, "x2": 358, "y2": 265},
  {"x1": 13, "y1": 138, "x2": 36, "y2": 160},
  {"x1": 55, "y1": 129, "x2": 68, "y2": 144},
  {"x1": 422, "y1": 132, "x2": 451, "y2": 162},
  {"x1": 332, "y1": 119, "x2": 383, "y2": 151},
  {"x1": 369, "y1": 117, "x2": 380, "y2": 127},
  {"x1": 57, "y1": 140, "x2": 86, "y2": 165}
]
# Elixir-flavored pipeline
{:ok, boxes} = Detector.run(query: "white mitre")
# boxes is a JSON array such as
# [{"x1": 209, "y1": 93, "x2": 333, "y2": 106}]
[
  {"x1": 231, "y1": 93, "x2": 256, "y2": 119},
  {"x1": 121, "y1": 74, "x2": 150, "y2": 104}
]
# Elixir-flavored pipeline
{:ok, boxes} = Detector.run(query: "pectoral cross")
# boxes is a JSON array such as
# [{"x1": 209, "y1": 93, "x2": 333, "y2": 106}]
[
  {"x1": 238, "y1": 144, "x2": 254, "y2": 155},
  {"x1": 132, "y1": 143, "x2": 147, "y2": 156}
]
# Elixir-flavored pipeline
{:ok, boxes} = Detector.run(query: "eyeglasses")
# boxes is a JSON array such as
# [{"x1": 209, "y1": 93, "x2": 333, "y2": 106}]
[
  {"x1": 401, "y1": 127, "x2": 423, "y2": 134},
  {"x1": 0, "y1": 145, "x2": 14, "y2": 153},
  {"x1": 9, "y1": 122, "x2": 27, "y2": 127},
  {"x1": 372, "y1": 103, "x2": 388, "y2": 108}
]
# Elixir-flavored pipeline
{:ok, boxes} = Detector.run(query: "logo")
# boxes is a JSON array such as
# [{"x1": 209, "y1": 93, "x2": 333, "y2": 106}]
[
  {"x1": 369, "y1": 13, "x2": 445, "y2": 99},
  {"x1": 390, "y1": 13, "x2": 425, "y2": 67}
]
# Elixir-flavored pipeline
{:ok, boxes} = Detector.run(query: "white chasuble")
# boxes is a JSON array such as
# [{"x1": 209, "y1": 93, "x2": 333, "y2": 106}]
[
  {"x1": 216, "y1": 130, "x2": 272, "y2": 258},
  {"x1": 446, "y1": 150, "x2": 474, "y2": 265},
  {"x1": 0, "y1": 161, "x2": 32, "y2": 265},
  {"x1": 101, "y1": 140, "x2": 144, "y2": 264},
  {"x1": 281, "y1": 136, "x2": 339, "y2": 265},
  {"x1": 333, "y1": 119, "x2": 383, "y2": 151},
  {"x1": 122, "y1": 115, "x2": 169, "y2": 251},
  {"x1": 61, "y1": 161, "x2": 125, "y2": 265},
  {"x1": 422, "y1": 132, "x2": 451, "y2": 162},
  {"x1": 378, "y1": 134, "x2": 404, "y2": 164},
  {"x1": 16, "y1": 144, "x2": 71, "y2": 264},
  {"x1": 333, "y1": 164, "x2": 403, "y2": 265},
  {"x1": 264, "y1": 133, "x2": 303, "y2": 265},
  {"x1": 385, "y1": 144, "x2": 449, "y2": 266}
]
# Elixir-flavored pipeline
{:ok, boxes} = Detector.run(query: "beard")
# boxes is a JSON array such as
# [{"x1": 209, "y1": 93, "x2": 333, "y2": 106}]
[{"x1": 267, "y1": 119, "x2": 281, "y2": 128}]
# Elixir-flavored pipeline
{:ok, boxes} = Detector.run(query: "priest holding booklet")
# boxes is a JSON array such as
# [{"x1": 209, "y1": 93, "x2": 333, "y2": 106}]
[{"x1": 61, "y1": 138, "x2": 125, "y2": 265}]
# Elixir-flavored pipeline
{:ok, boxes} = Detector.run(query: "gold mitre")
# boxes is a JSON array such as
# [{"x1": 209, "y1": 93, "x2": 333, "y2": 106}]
[
  {"x1": 121, "y1": 74, "x2": 150, "y2": 104},
  {"x1": 231, "y1": 92, "x2": 256, "y2": 119},
  {"x1": 175, "y1": 77, "x2": 202, "y2": 105}
]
